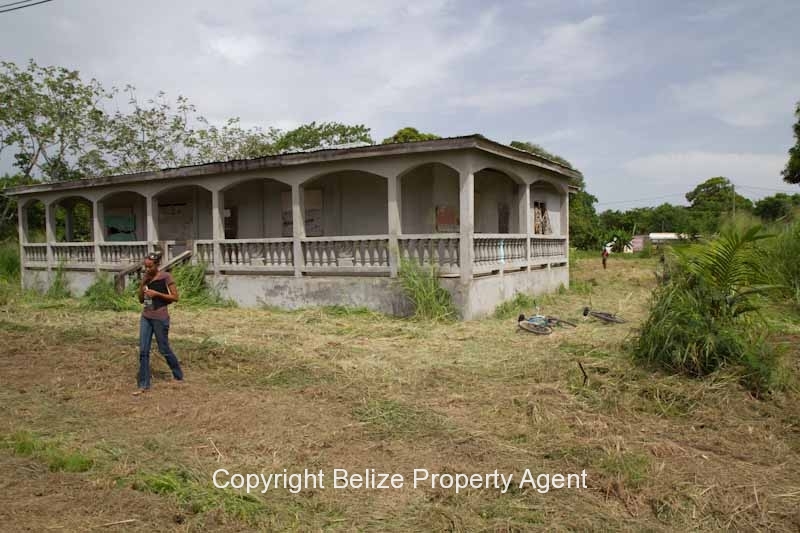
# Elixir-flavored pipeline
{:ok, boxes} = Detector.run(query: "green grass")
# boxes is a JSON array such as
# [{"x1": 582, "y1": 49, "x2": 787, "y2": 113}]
[
  {"x1": 1, "y1": 431, "x2": 94, "y2": 473},
  {"x1": 493, "y1": 292, "x2": 538, "y2": 319},
  {"x1": 81, "y1": 273, "x2": 140, "y2": 311},
  {"x1": 352, "y1": 399, "x2": 447, "y2": 438},
  {"x1": 170, "y1": 262, "x2": 234, "y2": 307},
  {"x1": 397, "y1": 259, "x2": 456, "y2": 321}
]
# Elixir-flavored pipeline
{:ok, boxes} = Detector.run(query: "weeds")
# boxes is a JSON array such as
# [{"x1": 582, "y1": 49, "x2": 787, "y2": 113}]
[
  {"x1": 493, "y1": 292, "x2": 538, "y2": 319},
  {"x1": 633, "y1": 227, "x2": 784, "y2": 393},
  {"x1": 81, "y1": 273, "x2": 139, "y2": 311},
  {"x1": 170, "y1": 262, "x2": 233, "y2": 307},
  {"x1": 45, "y1": 262, "x2": 71, "y2": 299},
  {"x1": 397, "y1": 259, "x2": 456, "y2": 321},
  {"x1": 0, "y1": 239, "x2": 20, "y2": 281}
]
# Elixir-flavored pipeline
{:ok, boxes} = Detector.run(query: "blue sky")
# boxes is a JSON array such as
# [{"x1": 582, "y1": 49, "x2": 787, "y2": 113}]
[{"x1": 1, "y1": 0, "x2": 798, "y2": 208}]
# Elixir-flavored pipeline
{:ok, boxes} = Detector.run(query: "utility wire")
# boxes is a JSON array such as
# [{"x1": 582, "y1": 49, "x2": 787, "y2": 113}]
[{"x1": 0, "y1": 0, "x2": 53, "y2": 14}]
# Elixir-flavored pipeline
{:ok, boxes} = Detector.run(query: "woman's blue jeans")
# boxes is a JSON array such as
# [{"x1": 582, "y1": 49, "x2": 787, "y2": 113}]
[{"x1": 138, "y1": 316, "x2": 183, "y2": 389}]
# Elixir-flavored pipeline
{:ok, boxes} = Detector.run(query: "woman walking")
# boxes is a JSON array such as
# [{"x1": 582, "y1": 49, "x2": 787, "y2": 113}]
[{"x1": 134, "y1": 252, "x2": 184, "y2": 395}]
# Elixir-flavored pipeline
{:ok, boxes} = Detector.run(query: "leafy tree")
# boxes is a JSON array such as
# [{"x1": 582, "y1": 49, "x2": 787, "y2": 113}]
[
  {"x1": 193, "y1": 117, "x2": 279, "y2": 162},
  {"x1": 753, "y1": 193, "x2": 800, "y2": 221},
  {"x1": 381, "y1": 127, "x2": 440, "y2": 144},
  {"x1": 273, "y1": 122, "x2": 373, "y2": 153},
  {"x1": 509, "y1": 140, "x2": 574, "y2": 169},
  {"x1": 783, "y1": 101, "x2": 800, "y2": 184},
  {"x1": 686, "y1": 177, "x2": 752, "y2": 234},
  {"x1": 0, "y1": 60, "x2": 111, "y2": 181},
  {"x1": 0, "y1": 174, "x2": 37, "y2": 239}
]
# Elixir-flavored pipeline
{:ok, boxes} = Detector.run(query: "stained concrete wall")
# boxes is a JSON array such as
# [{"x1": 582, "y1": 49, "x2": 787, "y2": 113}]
[
  {"x1": 401, "y1": 163, "x2": 459, "y2": 234},
  {"x1": 223, "y1": 180, "x2": 289, "y2": 238},
  {"x1": 308, "y1": 171, "x2": 388, "y2": 236},
  {"x1": 447, "y1": 266, "x2": 569, "y2": 319},
  {"x1": 530, "y1": 184, "x2": 564, "y2": 236},
  {"x1": 22, "y1": 265, "x2": 566, "y2": 320},
  {"x1": 475, "y1": 170, "x2": 520, "y2": 233},
  {"x1": 157, "y1": 187, "x2": 212, "y2": 240},
  {"x1": 22, "y1": 269, "x2": 98, "y2": 297}
]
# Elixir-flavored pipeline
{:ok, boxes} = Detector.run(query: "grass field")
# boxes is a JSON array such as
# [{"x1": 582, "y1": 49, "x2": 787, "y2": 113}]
[{"x1": 0, "y1": 256, "x2": 798, "y2": 531}]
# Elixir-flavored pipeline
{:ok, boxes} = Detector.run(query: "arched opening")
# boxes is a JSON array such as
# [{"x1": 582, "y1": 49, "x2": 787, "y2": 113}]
[
  {"x1": 301, "y1": 170, "x2": 388, "y2": 236},
  {"x1": 22, "y1": 199, "x2": 46, "y2": 243},
  {"x1": 399, "y1": 163, "x2": 459, "y2": 234},
  {"x1": 474, "y1": 168, "x2": 523, "y2": 234},
  {"x1": 99, "y1": 191, "x2": 147, "y2": 242},
  {"x1": 222, "y1": 178, "x2": 291, "y2": 238},
  {"x1": 52, "y1": 196, "x2": 93, "y2": 242},
  {"x1": 530, "y1": 181, "x2": 565, "y2": 236},
  {"x1": 154, "y1": 185, "x2": 213, "y2": 241}
]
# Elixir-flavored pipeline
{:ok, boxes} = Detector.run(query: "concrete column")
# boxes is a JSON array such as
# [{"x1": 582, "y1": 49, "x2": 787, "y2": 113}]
[
  {"x1": 387, "y1": 173, "x2": 401, "y2": 277},
  {"x1": 17, "y1": 202, "x2": 27, "y2": 287},
  {"x1": 92, "y1": 200, "x2": 104, "y2": 271},
  {"x1": 146, "y1": 195, "x2": 158, "y2": 252},
  {"x1": 520, "y1": 183, "x2": 532, "y2": 268},
  {"x1": 291, "y1": 183, "x2": 306, "y2": 277},
  {"x1": 562, "y1": 187, "x2": 570, "y2": 266},
  {"x1": 211, "y1": 189, "x2": 224, "y2": 275},
  {"x1": 459, "y1": 170, "x2": 474, "y2": 282},
  {"x1": 44, "y1": 201, "x2": 55, "y2": 271}
]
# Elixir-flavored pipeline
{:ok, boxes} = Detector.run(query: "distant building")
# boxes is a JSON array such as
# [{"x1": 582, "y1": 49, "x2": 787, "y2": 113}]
[{"x1": 649, "y1": 232, "x2": 689, "y2": 245}]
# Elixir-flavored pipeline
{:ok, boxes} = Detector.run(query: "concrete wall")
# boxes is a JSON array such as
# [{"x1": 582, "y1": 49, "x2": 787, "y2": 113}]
[
  {"x1": 156, "y1": 187, "x2": 212, "y2": 240},
  {"x1": 21, "y1": 264, "x2": 568, "y2": 320},
  {"x1": 450, "y1": 266, "x2": 570, "y2": 320},
  {"x1": 22, "y1": 269, "x2": 99, "y2": 297},
  {"x1": 219, "y1": 275, "x2": 413, "y2": 316},
  {"x1": 475, "y1": 170, "x2": 520, "y2": 233},
  {"x1": 401, "y1": 163, "x2": 459, "y2": 234},
  {"x1": 308, "y1": 171, "x2": 388, "y2": 236},
  {"x1": 530, "y1": 184, "x2": 564, "y2": 236},
  {"x1": 223, "y1": 180, "x2": 289, "y2": 238}
]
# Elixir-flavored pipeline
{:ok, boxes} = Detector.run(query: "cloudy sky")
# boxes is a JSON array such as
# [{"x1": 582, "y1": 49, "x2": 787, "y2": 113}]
[{"x1": 1, "y1": 0, "x2": 799, "y2": 208}]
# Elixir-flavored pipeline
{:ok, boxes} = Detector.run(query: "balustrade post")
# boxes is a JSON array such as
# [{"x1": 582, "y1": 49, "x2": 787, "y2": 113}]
[
  {"x1": 521, "y1": 183, "x2": 532, "y2": 269},
  {"x1": 44, "y1": 201, "x2": 55, "y2": 272}
]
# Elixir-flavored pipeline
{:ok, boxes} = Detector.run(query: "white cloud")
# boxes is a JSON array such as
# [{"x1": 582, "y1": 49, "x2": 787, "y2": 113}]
[
  {"x1": 453, "y1": 15, "x2": 622, "y2": 112},
  {"x1": 209, "y1": 35, "x2": 265, "y2": 66},
  {"x1": 623, "y1": 151, "x2": 786, "y2": 190},
  {"x1": 670, "y1": 71, "x2": 800, "y2": 127}
]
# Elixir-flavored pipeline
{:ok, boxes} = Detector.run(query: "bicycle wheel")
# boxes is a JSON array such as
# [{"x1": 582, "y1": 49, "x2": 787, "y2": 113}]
[
  {"x1": 547, "y1": 316, "x2": 577, "y2": 327},
  {"x1": 590, "y1": 311, "x2": 626, "y2": 324},
  {"x1": 518, "y1": 321, "x2": 553, "y2": 335}
]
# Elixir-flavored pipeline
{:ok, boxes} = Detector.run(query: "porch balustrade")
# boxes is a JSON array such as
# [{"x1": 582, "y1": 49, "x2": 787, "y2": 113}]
[
  {"x1": 530, "y1": 236, "x2": 568, "y2": 262},
  {"x1": 22, "y1": 243, "x2": 48, "y2": 264},
  {"x1": 218, "y1": 239, "x2": 294, "y2": 269},
  {"x1": 398, "y1": 234, "x2": 460, "y2": 275},
  {"x1": 99, "y1": 242, "x2": 150, "y2": 265},
  {"x1": 22, "y1": 234, "x2": 568, "y2": 276},
  {"x1": 51, "y1": 243, "x2": 95, "y2": 264},
  {"x1": 301, "y1": 236, "x2": 390, "y2": 272},
  {"x1": 473, "y1": 234, "x2": 528, "y2": 272}
]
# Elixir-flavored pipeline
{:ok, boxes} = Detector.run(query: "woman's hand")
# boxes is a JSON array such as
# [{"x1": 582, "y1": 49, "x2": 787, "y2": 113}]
[{"x1": 143, "y1": 288, "x2": 159, "y2": 298}]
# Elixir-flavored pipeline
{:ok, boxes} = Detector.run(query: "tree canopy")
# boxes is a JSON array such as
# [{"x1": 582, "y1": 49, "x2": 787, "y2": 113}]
[
  {"x1": 381, "y1": 127, "x2": 440, "y2": 144},
  {"x1": 783, "y1": 101, "x2": 800, "y2": 185},
  {"x1": 509, "y1": 140, "x2": 574, "y2": 170},
  {"x1": 0, "y1": 60, "x2": 374, "y2": 181}
]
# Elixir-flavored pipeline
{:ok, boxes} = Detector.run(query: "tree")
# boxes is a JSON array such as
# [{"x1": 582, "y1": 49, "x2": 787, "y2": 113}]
[
  {"x1": 0, "y1": 60, "x2": 112, "y2": 181},
  {"x1": 509, "y1": 140, "x2": 574, "y2": 169},
  {"x1": 273, "y1": 122, "x2": 373, "y2": 153},
  {"x1": 754, "y1": 193, "x2": 800, "y2": 221},
  {"x1": 783, "y1": 101, "x2": 800, "y2": 184},
  {"x1": 381, "y1": 127, "x2": 440, "y2": 144},
  {"x1": 686, "y1": 177, "x2": 752, "y2": 234}
]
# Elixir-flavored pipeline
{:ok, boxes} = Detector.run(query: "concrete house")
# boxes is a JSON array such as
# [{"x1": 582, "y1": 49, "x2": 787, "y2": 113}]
[{"x1": 6, "y1": 136, "x2": 578, "y2": 319}]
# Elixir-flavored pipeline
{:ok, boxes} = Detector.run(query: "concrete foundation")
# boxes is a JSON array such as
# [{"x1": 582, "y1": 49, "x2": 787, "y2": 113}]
[{"x1": 22, "y1": 266, "x2": 568, "y2": 320}]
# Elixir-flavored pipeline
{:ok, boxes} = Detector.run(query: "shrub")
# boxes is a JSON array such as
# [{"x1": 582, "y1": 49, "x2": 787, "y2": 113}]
[
  {"x1": 82, "y1": 274, "x2": 139, "y2": 312},
  {"x1": 633, "y1": 227, "x2": 782, "y2": 393},
  {"x1": 45, "y1": 263, "x2": 71, "y2": 299},
  {"x1": 494, "y1": 292, "x2": 537, "y2": 319},
  {"x1": 170, "y1": 262, "x2": 232, "y2": 307},
  {"x1": 397, "y1": 259, "x2": 456, "y2": 321},
  {"x1": 762, "y1": 220, "x2": 800, "y2": 307},
  {"x1": 0, "y1": 240, "x2": 20, "y2": 281}
]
